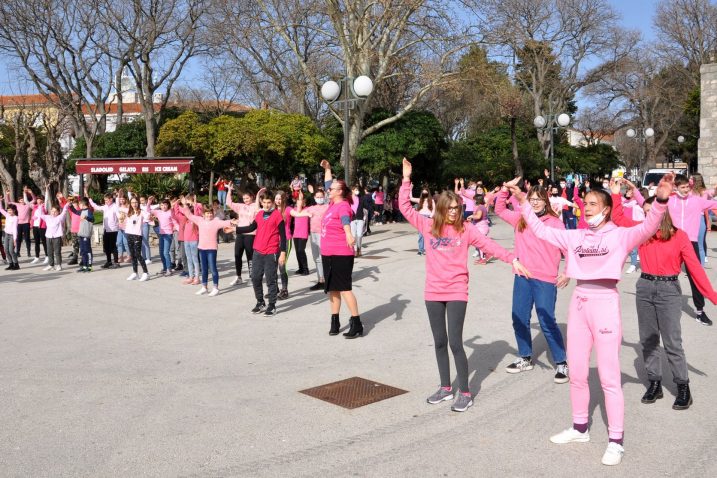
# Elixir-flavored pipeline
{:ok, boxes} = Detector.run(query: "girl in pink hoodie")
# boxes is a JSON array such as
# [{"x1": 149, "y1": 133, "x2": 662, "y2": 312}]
[
  {"x1": 507, "y1": 173, "x2": 674, "y2": 466},
  {"x1": 494, "y1": 184, "x2": 569, "y2": 383},
  {"x1": 401, "y1": 159, "x2": 530, "y2": 413}
]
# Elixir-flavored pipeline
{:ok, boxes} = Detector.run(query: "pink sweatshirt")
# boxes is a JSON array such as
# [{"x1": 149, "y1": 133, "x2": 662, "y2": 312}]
[
  {"x1": 400, "y1": 180, "x2": 515, "y2": 301},
  {"x1": 150, "y1": 208, "x2": 174, "y2": 235},
  {"x1": 0, "y1": 206, "x2": 18, "y2": 237},
  {"x1": 226, "y1": 195, "x2": 258, "y2": 235},
  {"x1": 69, "y1": 207, "x2": 82, "y2": 233},
  {"x1": 40, "y1": 204, "x2": 69, "y2": 238},
  {"x1": 293, "y1": 216, "x2": 309, "y2": 239},
  {"x1": 520, "y1": 200, "x2": 667, "y2": 281},
  {"x1": 9, "y1": 201, "x2": 31, "y2": 224},
  {"x1": 89, "y1": 199, "x2": 120, "y2": 232},
  {"x1": 495, "y1": 190, "x2": 564, "y2": 284},
  {"x1": 124, "y1": 210, "x2": 149, "y2": 236},
  {"x1": 181, "y1": 207, "x2": 232, "y2": 250},
  {"x1": 182, "y1": 204, "x2": 203, "y2": 242},
  {"x1": 460, "y1": 188, "x2": 476, "y2": 212},
  {"x1": 667, "y1": 193, "x2": 717, "y2": 241},
  {"x1": 305, "y1": 204, "x2": 329, "y2": 234}
]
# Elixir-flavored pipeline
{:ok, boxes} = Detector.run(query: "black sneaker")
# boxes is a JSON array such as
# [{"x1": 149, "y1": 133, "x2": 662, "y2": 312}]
[
  {"x1": 101, "y1": 262, "x2": 112, "y2": 269},
  {"x1": 309, "y1": 282, "x2": 324, "y2": 291},
  {"x1": 251, "y1": 302, "x2": 266, "y2": 314},
  {"x1": 696, "y1": 312, "x2": 713, "y2": 326},
  {"x1": 264, "y1": 304, "x2": 277, "y2": 316}
]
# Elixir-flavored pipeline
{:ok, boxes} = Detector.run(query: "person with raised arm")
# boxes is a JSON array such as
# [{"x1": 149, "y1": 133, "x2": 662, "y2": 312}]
[
  {"x1": 87, "y1": 188, "x2": 121, "y2": 269},
  {"x1": 303, "y1": 165, "x2": 333, "y2": 290},
  {"x1": 39, "y1": 200, "x2": 70, "y2": 271},
  {"x1": 226, "y1": 183, "x2": 262, "y2": 286},
  {"x1": 494, "y1": 179, "x2": 569, "y2": 383},
  {"x1": 505, "y1": 173, "x2": 674, "y2": 466},
  {"x1": 148, "y1": 198, "x2": 175, "y2": 276},
  {"x1": 179, "y1": 195, "x2": 203, "y2": 286},
  {"x1": 68, "y1": 197, "x2": 95, "y2": 272},
  {"x1": 0, "y1": 197, "x2": 19, "y2": 270},
  {"x1": 29, "y1": 191, "x2": 48, "y2": 265},
  {"x1": 180, "y1": 200, "x2": 236, "y2": 297},
  {"x1": 401, "y1": 158, "x2": 530, "y2": 412},
  {"x1": 5, "y1": 187, "x2": 33, "y2": 259},
  {"x1": 125, "y1": 195, "x2": 151, "y2": 282}
]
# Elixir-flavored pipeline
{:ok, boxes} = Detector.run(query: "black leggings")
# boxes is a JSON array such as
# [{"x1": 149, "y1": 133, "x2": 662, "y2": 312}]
[
  {"x1": 103, "y1": 231, "x2": 118, "y2": 264},
  {"x1": 685, "y1": 241, "x2": 705, "y2": 310},
  {"x1": 16, "y1": 223, "x2": 31, "y2": 256},
  {"x1": 33, "y1": 226, "x2": 47, "y2": 258},
  {"x1": 293, "y1": 237, "x2": 308, "y2": 272},
  {"x1": 234, "y1": 233, "x2": 255, "y2": 276},
  {"x1": 128, "y1": 234, "x2": 147, "y2": 274},
  {"x1": 425, "y1": 301, "x2": 469, "y2": 392}
]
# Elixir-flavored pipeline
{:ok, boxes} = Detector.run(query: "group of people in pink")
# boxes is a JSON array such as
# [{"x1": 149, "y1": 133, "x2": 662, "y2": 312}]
[{"x1": 3, "y1": 157, "x2": 717, "y2": 467}]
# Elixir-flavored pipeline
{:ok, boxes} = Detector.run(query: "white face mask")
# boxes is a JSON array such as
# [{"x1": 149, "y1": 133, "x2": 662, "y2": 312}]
[
  {"x1": 560, "y1": 183, "x2": 566, "y2": 188},
  {"x1": 602, "y1": 183, "x2": 609, "y2": 189},
  {"x1": 587, "y1": 208, "x2": 608, "y2": 229},
  {"x1": 315, "y1": 197, "x2": 325, "y2": 205}
]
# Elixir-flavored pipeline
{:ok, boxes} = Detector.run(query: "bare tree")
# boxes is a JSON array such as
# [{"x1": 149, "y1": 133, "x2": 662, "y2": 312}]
[
  {"x1": 654, "y1": 0, "x2": 717, "y2": 85},
  {"x1": 0, "y1": 0, "x2": 116, "y2": 162},
  {"x1": 98, "y1": 0, "x2": 209, "y2": 157},
  {"x1": 213, "y1": 0, "x2": 471, "y2": 183},
  {"x1": 573, "y1": 107, "x2": 618, "y2": 146},
  {"x1": 469, "y1": 0, "x2": 639, "y2": 159}
]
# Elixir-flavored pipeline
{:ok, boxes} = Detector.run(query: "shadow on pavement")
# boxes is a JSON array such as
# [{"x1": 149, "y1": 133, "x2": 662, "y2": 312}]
[{"x1": 464, "y1": 334, "x2": 516, "y2": 396}]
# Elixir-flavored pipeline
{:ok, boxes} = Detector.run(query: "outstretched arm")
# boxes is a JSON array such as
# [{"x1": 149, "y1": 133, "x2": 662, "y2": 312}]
[{"x1": 399, "y1": 158, "x2": 430, "y2": 232}]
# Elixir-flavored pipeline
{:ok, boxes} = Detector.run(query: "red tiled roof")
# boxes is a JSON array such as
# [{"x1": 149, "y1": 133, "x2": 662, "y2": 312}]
[{"x1": 0, "y1": 94, "x2": 60, "y2": 107}]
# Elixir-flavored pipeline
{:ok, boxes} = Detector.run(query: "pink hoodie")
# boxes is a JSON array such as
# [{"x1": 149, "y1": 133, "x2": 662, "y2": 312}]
[
  {"x1": 520, "y1": 200, "x2": 667, "y2": 281},
  {"x1": 495, "y1": 190, "x2": 564, "y2": 284},
  {"x1": 226, "y1": 194, "x2": 258, "y2": 235},
  {"x1": 181, "y1": 206, "x2": 232, "y2": 250},
  {"x1": 400, "y1": 180, "x2": 515, "y2": 301},
  {"x1": 667, "y1": 193, "x2": 717, "y2": 241},
  {"x1": 40, "y1": 204, "x2": 70, "y2": 238}
]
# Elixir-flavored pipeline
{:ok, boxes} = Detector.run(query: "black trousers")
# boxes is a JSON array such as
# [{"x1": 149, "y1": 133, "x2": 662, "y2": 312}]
[
  {"x1": 685, "y1": 241, "x2": 705, "y2": 310},
  {"x1": 128, "y1": 234, "x2": 147, "y2": 274},
  {"x1": 15, "y1": 223, "x2": 31, "y2": 256},
  {"x1": 33, "y1": 226, "x2": 47, "y2": 258},
  {"x1": 252, "y1": 252, "x2": 278, "y2": 305},
  {"x1": 103, "y1": 231, "x2": 119, "y2": 264},
  {"x1": 234, "y1": 233, "x2": 255, "y2": 276},
  {"x1": 293, "y1": 238, "x2": 309, "y2": 272}
]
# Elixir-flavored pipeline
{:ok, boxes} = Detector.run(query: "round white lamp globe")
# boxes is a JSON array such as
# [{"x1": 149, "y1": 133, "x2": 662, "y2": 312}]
[
  {"x1": 626, "y1": 128, "x2": 636, "y2": 138},
  {"x1": 533, "y1": 116, "x2": 547, "y2": 128},
  {"x1": 644, "y1": 127, "x2": 655, "y2": 138},
  {"x1": 557, "y1": 113, "x2": 570, "y2": 127},
  {"x1": 321, "y1": 81, "x2": 341, "y2": 102},
  {"x1": 353, "y1": 76, "x2": 374, "y2": 97}
]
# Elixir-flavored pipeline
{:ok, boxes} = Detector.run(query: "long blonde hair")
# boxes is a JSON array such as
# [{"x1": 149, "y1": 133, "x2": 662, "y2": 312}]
[{"x1": 430, "y1": 191, "x2": 464, "y2": 238}]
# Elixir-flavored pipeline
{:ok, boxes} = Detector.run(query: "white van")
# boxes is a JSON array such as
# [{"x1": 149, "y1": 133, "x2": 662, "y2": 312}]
[{"x1": 642, "y1": 168, "x2": 687, "y2": 188}]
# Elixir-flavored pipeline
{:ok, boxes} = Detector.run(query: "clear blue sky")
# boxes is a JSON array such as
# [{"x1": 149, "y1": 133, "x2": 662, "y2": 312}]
[{"x1": 0, "y1": 0, "x2": 660, "y2": 96}]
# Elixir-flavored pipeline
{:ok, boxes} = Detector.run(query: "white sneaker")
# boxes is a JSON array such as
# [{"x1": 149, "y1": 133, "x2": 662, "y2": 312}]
[
  {"x1": 601, "y1": 442, "x2": 624, "y2": 466},
  {"x1": 195, "y1": 286, "x2": 208, "y2": 295},
  {"x1": 139, "y1": 273, "x2": 149, "y2": 282},
  {"x1": 42, "y1": 265, "x2": 53, "y2": 271},
  {"x1": 550, "y1": 427, "x2": 590, "y2": 444},
  {"x1": 626, "y1": 265, "x2": 636, "y2": 274},
  {"x1": 55, "y1": 265, "x2": 62, "y2": 271},
  {"x1": 145, "y1": 259, "x2": 152, "y2": 264},
  {"x1": 126, "y1": 273, "x2": 138, "y2": 281},
  {"x1": 471, "y1": 250, "x2": 480, "y2": 258},
  {"x1": 506, "y1": 357, "x2": 534, "y2": 374},
  {"x1": 208, "y1": 287, "x2": 219, "y2": 297},
  {"x1": 230, "y1": 276, "x2": 242, "y2": 286},
  {"x1": 31, "y1": 257, "x2": 40, "y2": 264},
  {"x1": 706, "y1": 257, "x2": 709, "y2": 264},
  {"x1": 42, "y1": 257, "x2": 49, "y2": 264}
]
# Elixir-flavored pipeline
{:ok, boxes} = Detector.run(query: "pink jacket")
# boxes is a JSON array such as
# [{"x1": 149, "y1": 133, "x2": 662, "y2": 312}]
[
  {"x1": 400, "y1": 180, "x2": 515, "y2": 302},
  {"x1": 69, "y1": 207, "x2": 82, "y2": 233},
  {"x1": 667, "y1": 193, "x2": 717, "y2": 241},
  {"x1": 32, "y1": 204, "x2": 47, "y2": 228},
  {"x1": 520, "y1": 200, "x2": 667, "y2": 280},
  {"x1": 495, "y1": 190, "x2": 564, "y2": 284},
  {"x1": 226, "y1": 194, "x2": 257, "y2": 235},
  {"x1": 181, "y1": 207, "x2": 231, "y2": 250}
]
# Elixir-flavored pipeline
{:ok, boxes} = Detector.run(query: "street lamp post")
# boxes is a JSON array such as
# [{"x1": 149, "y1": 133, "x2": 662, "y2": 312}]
[
  {"x1": 320, "y1": 75, "x2": 374, "y2": 184},
  {"x1": 626, "y1": 127, "x2": 654, "y2": 178},
  {"x1": 534, "y1": 112, "x2": 571, "y2": 182}
]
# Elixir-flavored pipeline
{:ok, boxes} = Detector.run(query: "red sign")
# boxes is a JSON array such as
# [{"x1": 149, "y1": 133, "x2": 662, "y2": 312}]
[{"x1": 75, "y1": 158, "x2": 192, "y2": 174}]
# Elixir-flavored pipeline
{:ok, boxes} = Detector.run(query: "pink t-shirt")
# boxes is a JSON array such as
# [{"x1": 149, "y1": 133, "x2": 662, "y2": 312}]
[
  {"x1": 306, "y1": 204, "x2": 329, "y2": 234},
  {"x1": 321, "y1": 200, "x2": 354, "y2": 256},
  {"x1": 293, "y1": 216, "x2": 309, "y2": 239},
  {"x1": 227, "y1": 195, "x2": 258, "y2": 236},
  {"x1": 10, "y1": 201, "x2": 31, "y2": 224},
  {"x1": 374, "y1": 191, "x2": 385, "y2": 205},
  {"x1": 282, "y1": 206, "x2": 293, "y2": 240},
  {"x1": 69, "y1": 207, "x2": 82, "y2": 233},
  {"x1": 182, "y1": 207, "x2": 232, "y2": 250},
  {"x1": 151, "y1": 208, "x2": 174, "y2": 235},
  {"x1": 461, "y1": 189, "x2": 476, "y2": 212}
]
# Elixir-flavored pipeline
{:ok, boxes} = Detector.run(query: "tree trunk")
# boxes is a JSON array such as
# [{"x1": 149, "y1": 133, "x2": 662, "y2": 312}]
[
  {"x1": 115, "y1": 67, "x2": 125, "y2": 127},
  {"x1": 347, "y1": 117, "x2": 364, "y2": 186},
  {"x1": 510, "y1": 117, "x2": 523, "y2": 177},
  {"x1": 208, "y1": 170, "x2": 215, "y2": 206},
  {"x1": 144, "y1": 111, "x2": 157, "y2": 158}
]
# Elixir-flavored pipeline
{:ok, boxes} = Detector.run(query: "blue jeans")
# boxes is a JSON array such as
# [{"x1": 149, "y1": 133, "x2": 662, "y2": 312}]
[
  {"x1": 698, "y1": 216, "x2": 707, "y2": 264},
  {"x1": 116, "y1": 230, "x2": 129, "y2": 256},
  {"x1": 158, "y1": 233, "x2": 173, "y2": 271},
  {"x1": 184, "y1": 241, "x2": 199, "y2": 278},
  {"x1": 511, "y1": 275, "x2": 566, "y2": 363},
  {"x1": 141, "y1": 223, "x2": 151, "y2": 261},
  {"x1": 199, "y1": 249, "x2": 218, "y2": 286},
  {"x1": 629, "y1": 247, "x2": 638, "y2": 266},
  {"x1": 562, "y1": 209, "x2": 576, "y2": 230},
  {"x1": 418, "y1": 233, "x2": 425, "y2": 253},
  {"x1": 217, "y1": 190, "x2": 227, "y2": 208}
]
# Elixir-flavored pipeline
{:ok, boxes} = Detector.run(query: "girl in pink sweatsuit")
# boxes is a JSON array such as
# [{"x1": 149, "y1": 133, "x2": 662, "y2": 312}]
[
  {"x1": 401, "y1": 159, "x2": 530, "y2": 413},
  {"x1": 509, "y1": 175, "x2": 673, "y2": 466}
]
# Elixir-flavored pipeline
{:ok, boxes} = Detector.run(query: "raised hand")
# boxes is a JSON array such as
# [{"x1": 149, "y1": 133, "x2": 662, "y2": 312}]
[
  {"x1": 623, "y1": 178, "x2": 637, "y2": 190},
  {"x1": 320, "y1": 159, "x2": 330, "y2": 170},
  {"x1": 609, "y1": 178, "x2": 622, "y2": 195},
  {"x1": 402, "y1": 157, "x2": 412, "y2": 180},
  {"x1": 655, "y1": 173, "x2": 675, "y2": 201}
]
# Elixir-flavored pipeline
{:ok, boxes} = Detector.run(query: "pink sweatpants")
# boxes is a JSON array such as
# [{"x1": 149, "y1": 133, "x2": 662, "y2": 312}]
[{"x1": 567, "y1": 285, "x2": 624, "y2": 440}]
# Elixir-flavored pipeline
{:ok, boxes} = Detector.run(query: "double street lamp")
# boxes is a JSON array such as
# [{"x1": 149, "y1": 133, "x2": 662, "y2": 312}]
[
  {"x1": 534, "y1": 112, "x2": 571, "y2": 182},
  {"x1": 626, "y1": 127, "x2": 654, "y2": 177},
  {"x1": 321, "y1": 75, "x2": 374, "y2": 183}
]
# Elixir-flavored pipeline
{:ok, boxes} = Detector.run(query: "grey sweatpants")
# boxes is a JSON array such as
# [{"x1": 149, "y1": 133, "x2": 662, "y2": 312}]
[
  {"x1": 635, "y1": 277, "x2": 689, "y2": 384},
  {"x1": 252, "y1": 252, "x2": 279, "y2": 305},
  {"x1": 309, "y1": 232, "x2": 324, "y2": 282},
  {"x1": 425, "y1": 301, "x2": 469, "y2": 392},
  {"x1": 47, "y1": 237, "x2": 62, "y2": 266},
  {"x1": 4, "y1": 233, "x2": 17, "y2": 264}
]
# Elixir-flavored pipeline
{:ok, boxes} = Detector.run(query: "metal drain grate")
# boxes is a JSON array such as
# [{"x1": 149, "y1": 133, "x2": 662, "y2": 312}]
[{"x1": 299, "y1": 376, "x2": 408, "y2": 409}]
